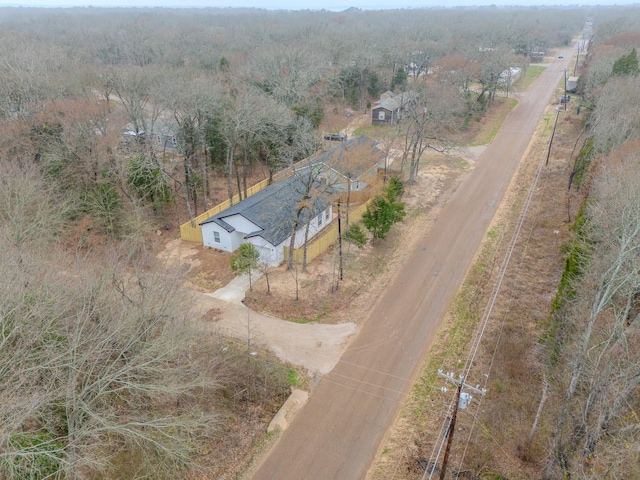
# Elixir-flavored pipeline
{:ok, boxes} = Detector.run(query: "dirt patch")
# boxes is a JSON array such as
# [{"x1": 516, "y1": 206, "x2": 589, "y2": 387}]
[{"x1": 157, "y1": 237, "x2": 236, "y2": 292}]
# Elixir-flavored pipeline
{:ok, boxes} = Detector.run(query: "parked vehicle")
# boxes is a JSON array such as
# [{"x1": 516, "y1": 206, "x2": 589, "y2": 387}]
[{"x1": 324, "y1": 132, "x2": 347, "y2": 141}]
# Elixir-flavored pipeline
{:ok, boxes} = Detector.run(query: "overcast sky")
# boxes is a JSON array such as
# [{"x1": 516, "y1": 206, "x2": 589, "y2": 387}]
[{"x1": 2, "y1": 0, "x2": 639, "y2": 9}]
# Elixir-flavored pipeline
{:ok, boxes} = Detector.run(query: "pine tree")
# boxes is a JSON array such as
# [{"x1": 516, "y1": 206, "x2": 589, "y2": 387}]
[
  {"x1": 391, "y1": 67, "x2": 407, "y2": 90},
  {"x1": 230, "y1": 243, "x2": 260, "y2": 290},
  {"x1": 362, "y1": 178, "x2": 406, "y2": 241},
  {"x1": 612, "y1": 48, "x2": 639, "y2": 76}
]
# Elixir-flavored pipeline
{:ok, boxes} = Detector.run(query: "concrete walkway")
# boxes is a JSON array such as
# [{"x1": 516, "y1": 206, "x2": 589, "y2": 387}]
[{"x1": 206, "y1": 273, "x2": 255, "y2": 304}]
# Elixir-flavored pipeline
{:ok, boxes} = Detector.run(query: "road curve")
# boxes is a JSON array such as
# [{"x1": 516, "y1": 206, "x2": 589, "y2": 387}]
[{"x1": 252, "y1": 53, "x2": 572, "y2": 480}]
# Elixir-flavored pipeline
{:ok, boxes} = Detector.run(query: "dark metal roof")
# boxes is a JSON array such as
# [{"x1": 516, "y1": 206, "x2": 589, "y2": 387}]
[
  {"x1": 372, "y1": 91, "x2": 418, "y2": 112},
  {"x1": 200, "y1": 173, "x2": 332, "y2": 247},
  {"x1": 308, "y1": 136, "x2": 384, "y2": 178}
]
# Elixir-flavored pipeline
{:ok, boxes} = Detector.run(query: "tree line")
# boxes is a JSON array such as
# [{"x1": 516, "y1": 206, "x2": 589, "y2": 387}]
[
  {"x1": 0, "y1": 6, "x2": 590, "y2": 235},
  {"x1": 0, "y1": 5, "x2": 598, "y2": 478},
  {"x1": 542, "y1": 9, "x2": 640, "y2": 477}
]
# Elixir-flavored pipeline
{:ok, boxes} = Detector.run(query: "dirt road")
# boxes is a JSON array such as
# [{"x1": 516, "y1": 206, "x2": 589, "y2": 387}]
[{"x1": 251, "y1": 53, "x2": 573, "y2": 480}]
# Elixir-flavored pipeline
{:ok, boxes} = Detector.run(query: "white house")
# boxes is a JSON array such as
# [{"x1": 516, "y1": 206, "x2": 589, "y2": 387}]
[
  {"x1": 200, "y1": 174, "x2": 333, "y2": 266},
  {"x1": 498, "y1": 67, "x2": 522, "y2": 88}
]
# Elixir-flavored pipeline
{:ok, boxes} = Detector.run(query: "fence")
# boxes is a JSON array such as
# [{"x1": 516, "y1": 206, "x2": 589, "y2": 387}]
[
  {"x1": 179, "y1": 156, "x2": 318, "y2": 243},
  {"x1": 181, "y1": 171, "x2": 373, "y2": 265},
  {"x1": 284, "y1": 201, "x2": 370, "y2": 265}
]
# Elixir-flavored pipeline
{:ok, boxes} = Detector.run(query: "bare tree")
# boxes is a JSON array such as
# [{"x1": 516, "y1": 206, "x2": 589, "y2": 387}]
[
  {"x1": 218, "y1": 86, "x2": 269, "y2": 204},
  {"x1": 0, "y1": 34, "x2": 64, "y2": 120},
  {"x1": 436, "y1": 54, "x2": 480, "y2": 96},
  {"x1": 590, "y1": 76, "x2": 640, "y2": 154},
  {"x1": 403, "y1": 41, "x2": 442, "y2": 82},
  {"x1": 474, "y1": 45, "x2": 521, "y2": 108},
  {"x1": 245, "y1": 40, "x2": 329, "y2": 110},
  {"x1": 163, "y1": 74, "x2": 221, "y2": 223},
  {"x1": 0, "y1": 161, "x2": 71, "y2": 254},
  {"x1": 260, "y1": 115, "x2": 318, "y2": 184},
  {"x1": 397, "y1": 81, "x2": 463, "y2": 182},
  {"x1": 548, "y1": 145, "x2": 640, "y2": 479},
  {"x1": 0, "y1": 244, "x2": 220, "y2": 480},
  {"x1": 111, "y1": 65, "x2": 164, "y2": 143},
  {"x1": 284, "y1": 163, "x2": 335, "y2": 272},
  {"x1": 327, "y1": 137, "x2": 385, "y2": 229}
]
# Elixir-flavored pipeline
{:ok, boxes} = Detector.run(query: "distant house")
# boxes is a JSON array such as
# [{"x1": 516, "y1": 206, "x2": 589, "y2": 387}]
[
  {"x1": 306, "y1": 136, "x2": 387, "y2": 193},
  {"x1": 200, "y1": 173, "x2": 333, "y2": 266},
  {"x1": 152, "y1": 119, "x2": 179, "y2": 153},
  {"x1": 122, "y1": 119, "x2": 178, "y2": 153},
  {"x1": 498, "y1": 67, "x2": 522, "y2": 88},
  {"x1": 371, "y1": 91, "x2": 417, "y2": 126},
  {"x1": 405, "y1": 62, "x2": 436, "y2": 78}
]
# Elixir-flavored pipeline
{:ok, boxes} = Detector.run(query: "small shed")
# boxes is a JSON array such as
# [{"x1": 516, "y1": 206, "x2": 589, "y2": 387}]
[
  {"x1": 371, "y1": 91, "x2": 418, "y2": 126},
  {"x1": 567, "y1": 76, "x2": 579, "y2": 93}
]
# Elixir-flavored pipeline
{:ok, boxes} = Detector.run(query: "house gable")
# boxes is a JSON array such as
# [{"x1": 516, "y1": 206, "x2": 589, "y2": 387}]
[
  {"x1": 371, "y1": 91, "x2": 418, "y2": 126},
  {"x1": 372, "y1": 106, "x2": 393, "y2": 126}
]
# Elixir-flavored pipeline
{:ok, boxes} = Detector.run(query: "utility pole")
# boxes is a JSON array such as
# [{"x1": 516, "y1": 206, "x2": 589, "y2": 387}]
[
  {"x1": 439, "y1": 380, "x2": 462, "y2": 480},
  {"x1": 564, "y1": 68, "x2": 567, "y2": 111},
  {"x1": 546, "y1": 110, "x2": 560, "y2": 166},
  {"x1": 337, "y1": 202, "x2": 343, "y2": 281},
  {"x1": 433, "y1": 369, "x2": 487, "y2": 479}
]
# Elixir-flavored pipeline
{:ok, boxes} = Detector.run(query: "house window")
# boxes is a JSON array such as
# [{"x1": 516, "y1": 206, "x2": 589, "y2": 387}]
[
  {"x1": 213, "y1": 231, "x2": 221, "y2": 243},
  {"x1": 378, "y1": 111, "x2": 386, "y2": 120}
]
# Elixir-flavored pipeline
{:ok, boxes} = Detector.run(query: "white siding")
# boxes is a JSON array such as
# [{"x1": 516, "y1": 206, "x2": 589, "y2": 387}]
[
  {"x1": 222, "y1": 214, "x2": 260, "y2": 234},
  {"x1": 203, "y1": 206, "x2": 332, "y2": 266},
  {"x1": 291, "y1": 206, "x2": 332, "y2": 249},
  {"x1": 247, "y1": 238, "x2": 278, "y2": 265},
  {"x1": 202, "y1": 223, "x2": 233, "y2": 252},
  {"x1": 229, "y1": 231, "x2": 246, "y2": 252}
]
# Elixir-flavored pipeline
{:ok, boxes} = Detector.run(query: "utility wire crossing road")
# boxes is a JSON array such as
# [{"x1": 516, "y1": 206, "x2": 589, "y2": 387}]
[{"x1": 253, "y1": 53, "x2": 572, "y2": 480}]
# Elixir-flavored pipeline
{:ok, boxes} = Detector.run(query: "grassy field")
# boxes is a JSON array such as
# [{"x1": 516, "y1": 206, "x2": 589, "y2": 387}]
[
  {"x1": 521, "y1": 65, "x2": 547, "y2": 89},
  {"x1": 469, "y1": 98, "x2": 519, "y2": 146}
]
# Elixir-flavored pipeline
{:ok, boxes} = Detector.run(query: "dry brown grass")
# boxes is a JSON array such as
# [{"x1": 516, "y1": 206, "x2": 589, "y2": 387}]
[{"x1": 371, "y1": 103, "x2": 586, "y2": 479}]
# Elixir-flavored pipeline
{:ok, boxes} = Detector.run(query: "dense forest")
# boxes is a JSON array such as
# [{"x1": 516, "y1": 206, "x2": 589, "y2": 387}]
[{"x1": 1, "y1": 4, "x2": 640, "y2": 479}]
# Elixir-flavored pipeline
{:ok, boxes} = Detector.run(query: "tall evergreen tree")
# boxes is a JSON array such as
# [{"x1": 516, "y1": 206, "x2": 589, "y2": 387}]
[{"x1": 612, "y1": 48, "x2": 639, "y2": 76}]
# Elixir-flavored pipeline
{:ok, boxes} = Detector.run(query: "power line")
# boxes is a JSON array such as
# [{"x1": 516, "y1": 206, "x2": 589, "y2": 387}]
[
  {"x1": 426, "y1": 101, "x2": 558, "y2": 477},
  {"x1": 456, "y1": 114, "x2": 554, "y2": 475}
]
